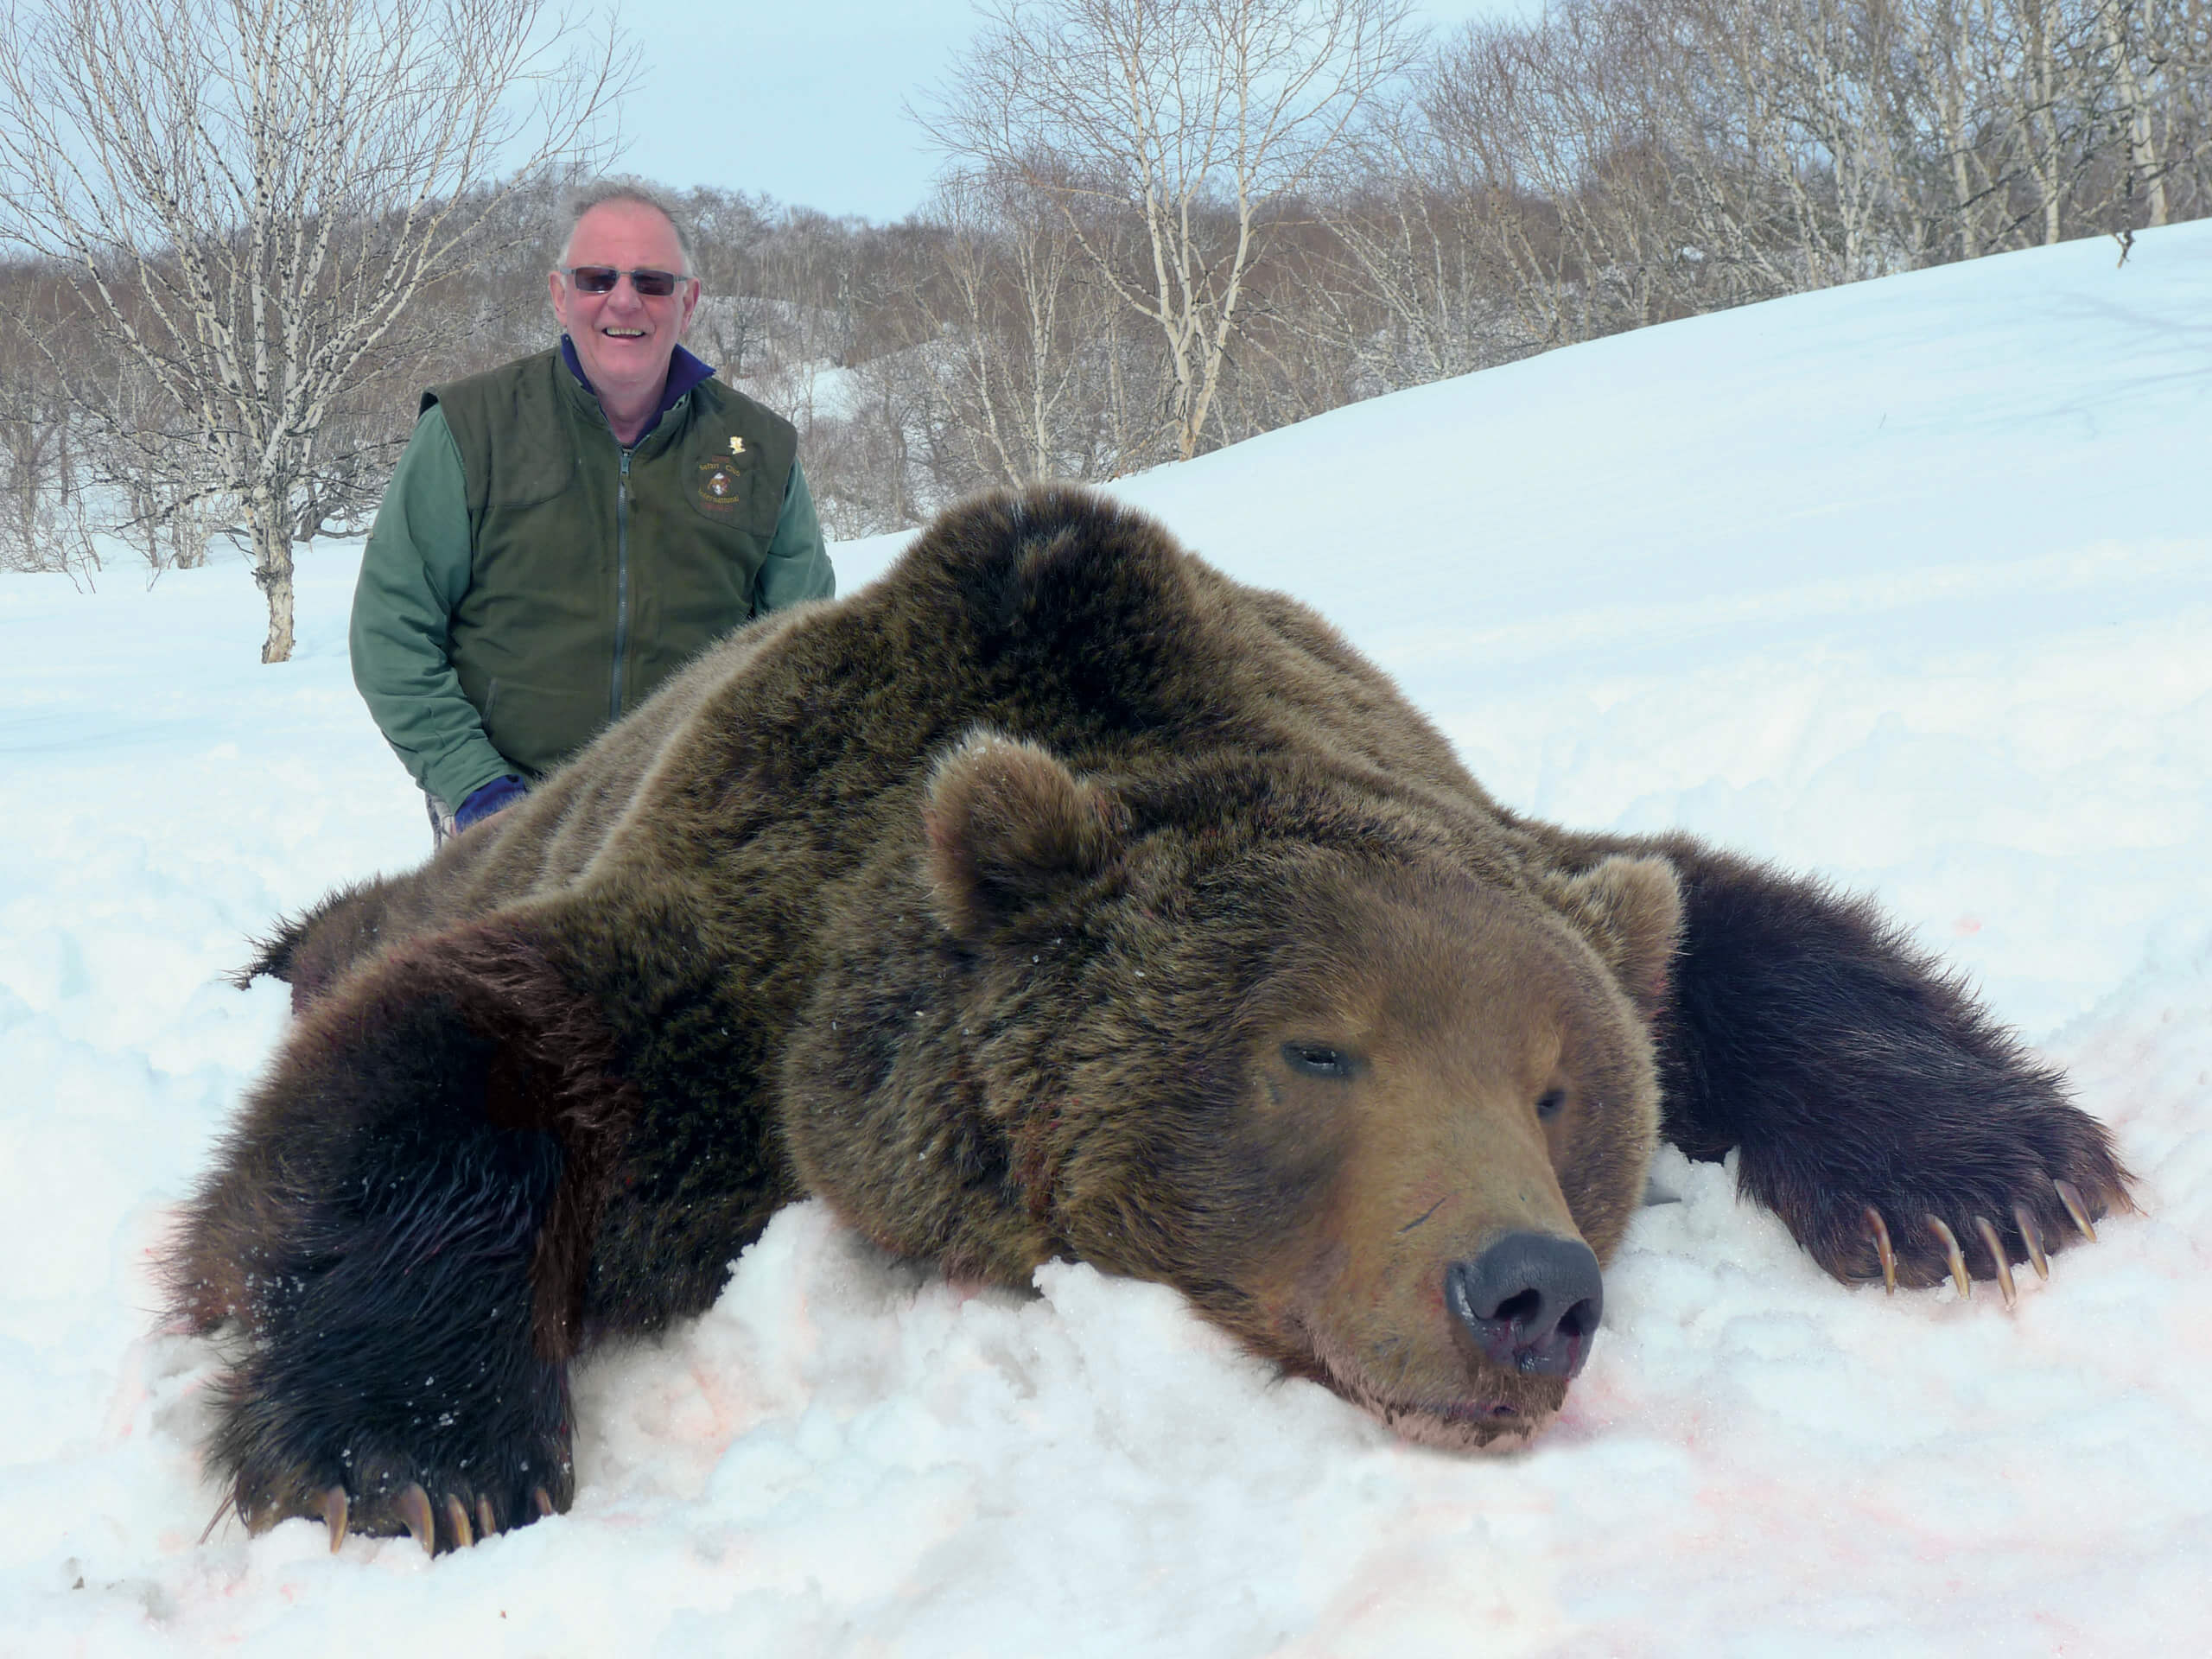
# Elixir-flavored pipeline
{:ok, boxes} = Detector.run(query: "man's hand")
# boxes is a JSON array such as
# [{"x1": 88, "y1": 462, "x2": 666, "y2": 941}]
[{"x1": 455, "y1": 776, "x2": 527, "y2": 830}]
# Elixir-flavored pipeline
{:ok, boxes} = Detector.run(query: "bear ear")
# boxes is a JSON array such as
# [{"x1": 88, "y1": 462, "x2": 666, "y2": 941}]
[
  {"x1": 1548, "y1": 855, "x2": 1682, "y2": 1020},
  {"x1": 923, "y1": 730, "x2": 1124, "y2": 938}
]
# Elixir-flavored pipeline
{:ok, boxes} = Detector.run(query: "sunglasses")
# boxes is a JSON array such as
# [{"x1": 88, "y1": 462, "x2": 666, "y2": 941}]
[{"x1": 560, "y1": 264, "x2": 687, "y2": 297}]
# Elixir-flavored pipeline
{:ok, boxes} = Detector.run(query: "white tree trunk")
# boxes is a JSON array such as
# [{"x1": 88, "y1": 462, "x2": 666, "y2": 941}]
[{"x1": 253, "y1": 507, "x2": 297, "y2": 664}]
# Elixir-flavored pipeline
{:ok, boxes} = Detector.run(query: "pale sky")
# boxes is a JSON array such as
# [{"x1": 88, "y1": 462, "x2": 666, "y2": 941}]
[{"x1": 610, "y1": 0, "x2": 1529, "y2": 222}]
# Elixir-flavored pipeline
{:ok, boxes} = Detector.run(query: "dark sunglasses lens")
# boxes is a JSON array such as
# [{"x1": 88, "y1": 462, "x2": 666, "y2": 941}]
[{"x1": 569, "y1": 266, "x2": 678, "y2": 296}]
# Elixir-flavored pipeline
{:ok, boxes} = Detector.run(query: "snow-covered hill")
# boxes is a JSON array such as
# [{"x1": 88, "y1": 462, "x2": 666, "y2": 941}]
[{"x1": 3, "y1": 222, "x2": 2208, "y2": 1656}]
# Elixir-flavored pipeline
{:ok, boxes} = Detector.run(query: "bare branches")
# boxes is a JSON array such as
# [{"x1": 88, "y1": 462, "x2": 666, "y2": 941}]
[
  {"x1": 906, "y1": 169, "x2": 1143, "y2": 488},
  {"x1": 921, "y1": 0, "x2": 1420, "y2": 461},
  {"x1": 0, "y1": 0, "x2": 629, "y2": 658},
  {"x1": 1415, "y1": 0, "x2": 2212, "y2": 345}
]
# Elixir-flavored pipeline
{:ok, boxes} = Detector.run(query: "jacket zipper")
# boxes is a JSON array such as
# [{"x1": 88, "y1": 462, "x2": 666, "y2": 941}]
[{"x1": 611, "y1": 446, "x2": 632, "y2": 722}]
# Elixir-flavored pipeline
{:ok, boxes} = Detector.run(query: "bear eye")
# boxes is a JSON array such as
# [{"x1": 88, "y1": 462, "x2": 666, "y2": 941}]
[
  {"x1": 1535, "y1": 1087, "x2": 1567, "y2": 1121},
  {"x1": 1283, "y1": 1041, "x2": 1353, "y2": 1077}
]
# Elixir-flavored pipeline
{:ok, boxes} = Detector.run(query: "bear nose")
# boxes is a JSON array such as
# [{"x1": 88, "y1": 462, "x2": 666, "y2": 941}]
[{"x1": 1446, "y1": 1232, "x2": 1605, "y2": 1379}]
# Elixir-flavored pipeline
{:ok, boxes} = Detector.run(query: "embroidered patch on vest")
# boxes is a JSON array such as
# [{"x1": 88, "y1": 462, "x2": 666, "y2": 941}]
[{"x1": 697, "y1": 461, "x2": 743, "y2": 512}]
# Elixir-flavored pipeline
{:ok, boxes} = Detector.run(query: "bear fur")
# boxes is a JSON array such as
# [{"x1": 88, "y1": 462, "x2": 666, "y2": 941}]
[{"x1": 171, "y1": 486, "x2": 2130, "y2": 1552}]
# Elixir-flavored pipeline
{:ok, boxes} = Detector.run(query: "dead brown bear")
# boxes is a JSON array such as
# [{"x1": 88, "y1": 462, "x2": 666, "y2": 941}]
[{"x1": 169, "y1": 486, "x2": 2130, "y2": 1554}]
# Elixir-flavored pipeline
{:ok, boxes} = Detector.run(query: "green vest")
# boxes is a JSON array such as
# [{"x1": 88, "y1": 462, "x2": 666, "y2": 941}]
[{"x1": 426, "y1": 349, "x2": 798, "y2": 779}]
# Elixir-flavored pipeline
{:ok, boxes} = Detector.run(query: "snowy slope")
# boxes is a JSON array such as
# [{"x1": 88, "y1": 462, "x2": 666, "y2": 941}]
[{"x1": 3, "y1": 222, "x2": 2208, "y2": 1656}]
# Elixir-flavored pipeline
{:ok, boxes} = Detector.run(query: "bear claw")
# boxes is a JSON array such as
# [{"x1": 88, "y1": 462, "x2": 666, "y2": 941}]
[
  {"x1": 533, "y1": 1486, "x2": 554, "y2": 1520},
  {"x1": 1924, "y1": 1216, "x2": 1971, "y2": 1299},
  {"x1": 320, "y1": 1487, "x2": 347, "y2": 1554},
  {"x1": 443, "y1": 1494, "x2": 474, "y2": 1549},
  {"x1": 2013, "y1": 1204, "x2": 2050, "y2": 1280},
  {"x1": 477, "y1": 1495, "x2": 499, "y2": 1539},
  {"x1": 397, "y1": 1484, "x2": 435, "y2": 1556},
  {"x1": 2055, "y1": 1179, "x2": 2096, "y2": 1243},
  {"x1": 1973, "y1": 1216, "x2": 2017, "y2": 1308},
  {"x1": 1862, "y1": 1207, "x2": 1897, "y2": 1294}
]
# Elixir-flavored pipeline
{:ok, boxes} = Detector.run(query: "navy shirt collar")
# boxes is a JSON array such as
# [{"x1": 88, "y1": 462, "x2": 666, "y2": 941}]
[{"x1": 559, "y1": 336, "x2": 716, "y2": 436}]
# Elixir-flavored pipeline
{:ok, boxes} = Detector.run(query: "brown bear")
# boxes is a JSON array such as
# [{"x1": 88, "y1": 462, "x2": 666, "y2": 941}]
[{"x1": 168, "y1": 486, "x2": 2130, "y2": 1555}]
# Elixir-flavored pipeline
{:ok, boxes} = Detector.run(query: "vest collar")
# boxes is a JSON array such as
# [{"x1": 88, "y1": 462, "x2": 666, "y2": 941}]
[{"x1": 559, "y1": 337, "x2": 717, "y2": 444}]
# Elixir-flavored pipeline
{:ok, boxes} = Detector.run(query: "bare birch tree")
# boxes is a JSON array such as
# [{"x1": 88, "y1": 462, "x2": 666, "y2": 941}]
[
  {"x1": 0, "y1": 283, "x2": 79, "y2": 575},
  {"x1": 1297, "y1": 99, "x2": 1541, "y2": 388},
  {"x1": 2088, "y1": 0, "x2": 2212, "y2": 226},
  {"x1": 923, "y1": 0, "x2": 1419, "y2": 461},
  {"x1": 1427, "y1": 8, "x2": 1692, "y2": 343},
  {"x1": 0, "y1": 0, "x2": 628, "y2": 660},
  {"x1": 1981, "y1": 0, "x2": 2102, "y2": 244},
  {"x1": 914, "y1": 168, "x2": 1134, "y2": 486}
]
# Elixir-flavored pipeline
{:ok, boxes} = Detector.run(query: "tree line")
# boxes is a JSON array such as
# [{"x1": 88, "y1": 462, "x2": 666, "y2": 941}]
[{"x1": 3, "y1": 0, "x2": 2206, "y2": 655}]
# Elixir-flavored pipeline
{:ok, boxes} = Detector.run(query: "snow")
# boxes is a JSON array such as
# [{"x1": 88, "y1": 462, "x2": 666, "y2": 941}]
[{"x1": 4, "y1": 221, "x2": 2209, "y2": 1654}]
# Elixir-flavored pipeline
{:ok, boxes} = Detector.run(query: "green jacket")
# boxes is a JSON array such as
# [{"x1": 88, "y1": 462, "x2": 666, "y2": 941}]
[{"x1": 351, "y1": 346, "x2": 835, "y2": 806}]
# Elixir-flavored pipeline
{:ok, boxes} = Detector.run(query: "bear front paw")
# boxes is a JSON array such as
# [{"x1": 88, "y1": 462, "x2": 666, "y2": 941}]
[
  {"x1": 1753, "y1": 1103, "x2": 2133, "y2": 1307},
  {"x1": 220, "y1": 1403, "x2": 576, "y2": 1556},
  {"x1": 1856, "y1": 1173, "x2": 2131, "y2": 1307},
  {"x1": 207, "y1": 1249, "x2": 579, "y2": 1557}
]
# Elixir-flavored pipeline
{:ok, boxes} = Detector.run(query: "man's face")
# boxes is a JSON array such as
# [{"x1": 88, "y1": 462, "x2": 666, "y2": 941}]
[{"x1": 550, "y1": 200, "x2": 700, "y2": 411}]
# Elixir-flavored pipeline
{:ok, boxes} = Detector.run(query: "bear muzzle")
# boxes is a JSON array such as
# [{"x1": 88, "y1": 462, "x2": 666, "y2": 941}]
[{"x1": 1445, "y1": 1231, "x2": 1605, "y2": 1379}]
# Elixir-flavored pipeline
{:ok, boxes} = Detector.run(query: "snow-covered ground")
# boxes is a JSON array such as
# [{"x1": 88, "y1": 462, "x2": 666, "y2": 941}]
[{"x1": 3, "y1": 222, "x2": 2208, "y2": 1656}]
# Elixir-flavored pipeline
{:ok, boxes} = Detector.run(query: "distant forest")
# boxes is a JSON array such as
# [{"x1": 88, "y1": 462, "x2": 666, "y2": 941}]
[{"x1": 5, "y1": 0, "x2": 2207, "y2": 580}]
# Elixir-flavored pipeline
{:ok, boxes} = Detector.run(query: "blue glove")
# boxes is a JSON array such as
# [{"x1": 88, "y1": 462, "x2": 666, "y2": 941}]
[{"x1": 454, "y1": 775, "x2": 527, "y2": 830}]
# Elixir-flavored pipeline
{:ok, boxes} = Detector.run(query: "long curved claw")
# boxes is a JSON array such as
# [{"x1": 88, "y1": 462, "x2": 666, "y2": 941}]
[
  {"x1": 320, "y1": 1486, "x2": 349, "y2": 1554},
  {"x1": 2055, "y1": 1179, "x2": 2097, "y2": 1243},
  {"x1": 1862, "y1": 1206, "x2": 1897, "y2": 1294},
  {"x1": 2013, "y1": 1203, "x2": 2050, "y2": 1281},
  {"x1": 443, "y1": 1493, "x2": 474, "y2": 1549},
  {"x1": 1925, "y1": 1216, "x2": 1970, "y2": 1299},
  {"x1": 397, "y1": 1483, "x2": 435, "y2": 1557},
  {"x1": 1973, "y1": 1216, "x2": 2017, "y2": 1309},
  {"x1": 476, "y1": 1495, "x2": 499, "y2": 1540},
  {"x1": 533, "y1": 1486, "x2": 555, "y2": 1521}
]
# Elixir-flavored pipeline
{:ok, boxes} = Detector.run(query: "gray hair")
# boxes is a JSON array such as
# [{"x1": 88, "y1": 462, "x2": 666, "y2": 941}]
[{"x1": 560, "y1": 178, "x2": 696, "y2": 274}]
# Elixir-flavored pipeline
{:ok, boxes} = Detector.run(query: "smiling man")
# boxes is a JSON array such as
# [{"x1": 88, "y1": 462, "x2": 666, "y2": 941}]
[{"x1": 350, "y1": 181, "x2": 834, "y2": 842}]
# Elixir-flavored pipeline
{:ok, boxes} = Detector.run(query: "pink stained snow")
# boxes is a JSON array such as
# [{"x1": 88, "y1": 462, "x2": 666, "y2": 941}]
[{"x1": 2, "y1": 220, "x2": 2208, "y2": 1656}]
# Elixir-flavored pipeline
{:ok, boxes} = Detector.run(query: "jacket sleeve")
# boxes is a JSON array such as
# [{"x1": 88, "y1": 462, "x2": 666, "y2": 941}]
[
  {"x1": 348, "y1": 406, "x2": 517, "y2": 807},
  {"x1": 753, "y1": 461, "x2": 836, "y2": 613}
]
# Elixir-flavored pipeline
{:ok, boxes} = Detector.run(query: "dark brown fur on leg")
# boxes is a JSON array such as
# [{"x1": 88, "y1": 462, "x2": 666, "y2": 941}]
[
  {"x1": 170, "y1": 919, "x2": 641, "y2": 1549},
  {"x1": 1632, "y1": 836, "x2": 2131, "y2": 1291}
]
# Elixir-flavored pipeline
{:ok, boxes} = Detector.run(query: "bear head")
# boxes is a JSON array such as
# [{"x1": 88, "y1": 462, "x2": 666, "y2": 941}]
[{"x1": 781, "y1": 730, "x2": 1682, "y2": 1448}]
